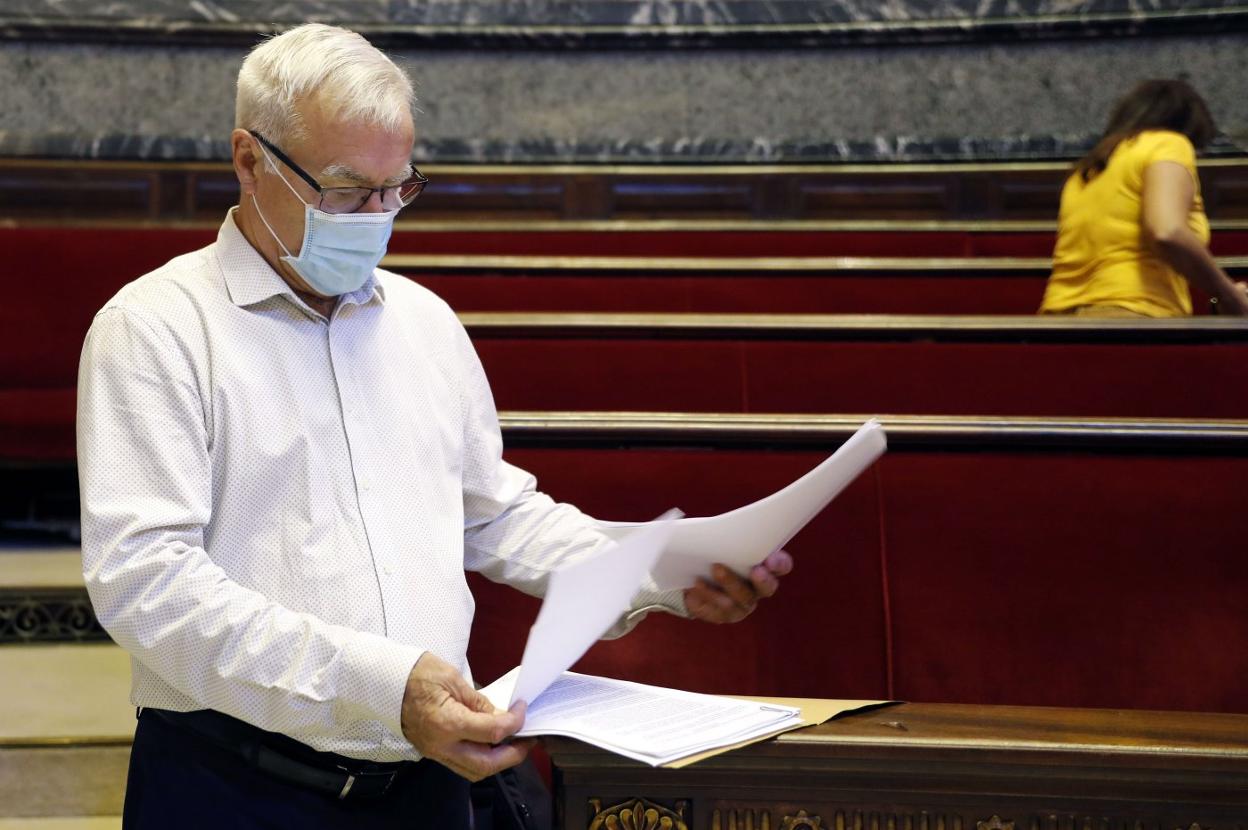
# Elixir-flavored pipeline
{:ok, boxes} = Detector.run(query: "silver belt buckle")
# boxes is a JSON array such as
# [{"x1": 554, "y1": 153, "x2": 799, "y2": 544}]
[{"x1": 337, "y1": 771, "x2": 356, "y2": 800}]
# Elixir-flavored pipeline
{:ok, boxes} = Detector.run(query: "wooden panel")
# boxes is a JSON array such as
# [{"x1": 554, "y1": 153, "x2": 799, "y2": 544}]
[
  {"x1": 0, "y1": 166, "x2": 158, "y2": 218},
  {"x1": 1207, "y1": 165, "x2": 1248, "y2": 219},
  {"x1": 798, "y1": 178, "x2": 955, "y2": 220},
  {"x1": 2, "y1": 158, "x2": 1242, "y2": 222},
  {"x1": 548, "y1": 703, "x2": 1248, "y2": 830},
  {"x1": 609, "y1": 178, "x2": 758, "y2": 219}
]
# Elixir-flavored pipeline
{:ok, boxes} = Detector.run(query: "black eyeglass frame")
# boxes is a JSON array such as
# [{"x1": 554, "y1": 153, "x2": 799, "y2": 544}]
[{"x1": 248, "y1": 130, "x2": 429, "y2": 213}]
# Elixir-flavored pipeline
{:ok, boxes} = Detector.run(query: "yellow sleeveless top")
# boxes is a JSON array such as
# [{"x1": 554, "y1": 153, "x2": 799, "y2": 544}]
[{"x1": 1039, "y1": 130, "x2": 1210, "y2": 317}]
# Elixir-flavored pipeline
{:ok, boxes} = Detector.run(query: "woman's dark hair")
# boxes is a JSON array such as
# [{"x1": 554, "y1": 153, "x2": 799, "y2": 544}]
[{"x1": 1074, "y1": 79, "x2": 1217, "y2": 182}]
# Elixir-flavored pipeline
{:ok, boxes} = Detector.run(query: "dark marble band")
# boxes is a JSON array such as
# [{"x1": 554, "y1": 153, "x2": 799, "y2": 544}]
[
  {"x1": 2, "y1": 1, "x2": 1246, "y2": 47},
  {"x1": 2, "y1": 132, "x2": 1245, "y2": 164}
]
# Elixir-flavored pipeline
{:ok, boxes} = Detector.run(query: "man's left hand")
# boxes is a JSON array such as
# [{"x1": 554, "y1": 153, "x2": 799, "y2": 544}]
[{"x1": 683, "y1": 549, "x2": 793, "y2": 624}]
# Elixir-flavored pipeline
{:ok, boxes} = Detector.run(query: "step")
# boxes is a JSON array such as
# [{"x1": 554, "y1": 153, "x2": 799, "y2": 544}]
[
  {"x1": 0, "y1": 644, "x2": 132, "y2": 818},
  {"x1": 0, "y1": 548, "x2": 83, "y2": 590}
]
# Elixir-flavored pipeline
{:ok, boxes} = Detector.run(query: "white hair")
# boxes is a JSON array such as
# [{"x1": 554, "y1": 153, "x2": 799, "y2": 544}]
[{"x1": 235, "y1": 23, "x2": 414, "y2": 148}]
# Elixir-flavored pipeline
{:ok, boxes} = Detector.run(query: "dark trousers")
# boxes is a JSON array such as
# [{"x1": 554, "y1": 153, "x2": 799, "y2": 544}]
[{"x1": 123, "y1": 709, "x2": 470, "y2": 830}]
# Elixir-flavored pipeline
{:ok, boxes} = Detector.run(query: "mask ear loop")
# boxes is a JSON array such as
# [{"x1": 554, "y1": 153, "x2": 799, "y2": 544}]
[
  {"x1": 254, "y1": 138, "x2": 310, "y2": 204},
  {"x1": 249, "y1": 139, "x2": 307, "y2": 259},
  {"x1": 251, "y1": 193, "x2": 297, "y2": 259}
]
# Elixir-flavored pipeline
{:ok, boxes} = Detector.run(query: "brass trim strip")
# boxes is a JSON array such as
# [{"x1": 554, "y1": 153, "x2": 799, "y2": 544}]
[
  {"x1": 774, "y1": 732, "x2": 1248, "y2": 759},
  {"x1": 386, "y1": 254, "x2": 1056, "y2": 271},
  {"x1": 461, "y1": 314, "x2": 1248, "y2": 341},
  {"x1": 497, "y1": 411, "x2": 1248, "y2": 437},
  {"x1": 389, "y1": 219, "x2": 1068, "y2": 233},
  {"x1": 467, "y1": 311, "x2": 1248, "y2": 331},
  {"x1": 496, "y1": 412, "x2": 1248, "y2": 448},
  {"x1": 0, "y1": 735, "x2": 133, "y2": 748}
]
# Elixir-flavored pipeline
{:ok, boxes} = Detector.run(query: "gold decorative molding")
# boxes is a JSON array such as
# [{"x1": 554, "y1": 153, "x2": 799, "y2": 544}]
[
  {"x1": 496, "y1": 411, "x2": 1248, "y2": 451},
  {"x1": 712, "y1": 808, "x2": 773, "y2": 830},
  {"x1": 977, "y1": 817, "x2": 1014, "y2": 830},
  {"x1": 459, "y1": 311, "x2": 1248, "y2": 334},
  {"x1": 588, "y1": 797, "x2": 689, "y2": 830},
  {"x1": 779, "y1": 810, "x2": 825, "y2": 830}
]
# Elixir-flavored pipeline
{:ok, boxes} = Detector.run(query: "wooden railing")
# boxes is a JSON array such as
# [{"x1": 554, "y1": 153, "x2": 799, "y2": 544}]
[{"x1": 4, "y1": 157, "x2": 1248, "y2": 222}]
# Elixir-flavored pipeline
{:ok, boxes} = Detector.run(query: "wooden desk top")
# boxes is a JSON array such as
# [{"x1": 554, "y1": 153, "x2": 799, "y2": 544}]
[
  {"x1": 547, "y1": 702, "x2": 1248, "y2": 829},
  {"x1": 547, "y1": 701, "x2": 1248, "y2": 777},
  {"x1": 778, "y1": 702, "x2": 1248, "y2": 757}
]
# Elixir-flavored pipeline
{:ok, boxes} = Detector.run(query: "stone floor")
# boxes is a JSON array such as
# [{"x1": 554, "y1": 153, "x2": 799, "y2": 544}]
[{"x1": 0, "y1": 606, "x2": 132, "y2": 821}]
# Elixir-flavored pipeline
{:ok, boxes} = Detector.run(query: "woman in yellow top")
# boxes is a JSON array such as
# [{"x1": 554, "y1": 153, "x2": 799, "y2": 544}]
[{"x1": 1040, "y1": 79, "x2": 1248, "y2": 317}]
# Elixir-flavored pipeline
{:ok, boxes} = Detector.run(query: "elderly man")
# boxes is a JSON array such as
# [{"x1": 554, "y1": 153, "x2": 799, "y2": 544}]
[{"x1": 78, "y1": 22, "x2": 791, "y2": 830}]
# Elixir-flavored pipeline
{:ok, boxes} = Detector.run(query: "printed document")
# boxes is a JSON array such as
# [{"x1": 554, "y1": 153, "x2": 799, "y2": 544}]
[
  {"x1": 482, "y1": 668, "x2": 802, "y2": 766},
  {"x1": 600, "y1": 418, "x2": 887, "y2": 590}
]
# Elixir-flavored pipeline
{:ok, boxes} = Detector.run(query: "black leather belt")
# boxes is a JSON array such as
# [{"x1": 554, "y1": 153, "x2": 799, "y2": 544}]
[{"x1": 144, "y1": 707, "x2": 410, "y2": 801}]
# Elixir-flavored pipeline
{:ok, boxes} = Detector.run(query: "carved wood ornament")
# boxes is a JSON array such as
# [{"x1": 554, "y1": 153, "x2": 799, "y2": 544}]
[
  {"x1": 779, "y1": 810, "x2": 825, "y2": 830},
  {"x1": 588, "y1": 797, "x2": 689, "y2": 830},
  {"x1": 977, "y1": 817, "x2": 1014, "y2": 830},
  {"x1": 711, "y1": 808, "x2": 773, "y2": 830}
]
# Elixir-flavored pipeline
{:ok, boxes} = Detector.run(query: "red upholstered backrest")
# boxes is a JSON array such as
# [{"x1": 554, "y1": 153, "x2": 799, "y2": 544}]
[
  {"x1": 387, "y1": 229, "x2": 1057, "y2": 258},
  {"x1": 473, "y1": 338, "x2": 1248, "y2": 419},
  {"x1": 0, "y1": 227, "x2": 216, "y2": 388},
  {"x1": 467, "y1": 447, "x2": 889, "y2": 700},
  {"x1": 466, "y1": 446, "x2": 1248, "y2": 713},
  {"x1": 409, "y1": 273, "x2": 1050, "y2": 315}
]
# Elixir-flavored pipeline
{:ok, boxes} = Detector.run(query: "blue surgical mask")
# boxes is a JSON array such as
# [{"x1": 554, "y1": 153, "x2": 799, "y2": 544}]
[{"x1": 251, "y1": 148, "x2": 398, "y2": 297}]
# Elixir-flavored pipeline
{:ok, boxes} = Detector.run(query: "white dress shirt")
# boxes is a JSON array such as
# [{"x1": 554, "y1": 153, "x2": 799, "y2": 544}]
[{"x1": 77, "y1": 209, "x2": 680, "y2": 762}]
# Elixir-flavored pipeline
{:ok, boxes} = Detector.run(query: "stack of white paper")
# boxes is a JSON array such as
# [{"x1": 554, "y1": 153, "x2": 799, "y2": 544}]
[
  {"x1": 506, "y1": 511, "x2": 681, "y2": 708},
  {"x1": 480, "y1": 421, "x2": 886, "y2": 766},
  {"x1": 482, "y1": 668, "x2": 802, "y2": 766},
  {"x1": 599, "y1": 418, "x2": 887, "y2": 590}
]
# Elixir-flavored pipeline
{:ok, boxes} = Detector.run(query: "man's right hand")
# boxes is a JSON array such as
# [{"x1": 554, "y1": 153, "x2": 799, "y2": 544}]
[{"x1": 400, "y1": 652, "x2": 532, "y2": 782}]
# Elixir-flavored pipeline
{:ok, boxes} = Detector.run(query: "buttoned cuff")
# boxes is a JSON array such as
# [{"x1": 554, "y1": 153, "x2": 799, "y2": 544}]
[{"x1": 339, "y1": 634, "x2": 426, "y2": 739}]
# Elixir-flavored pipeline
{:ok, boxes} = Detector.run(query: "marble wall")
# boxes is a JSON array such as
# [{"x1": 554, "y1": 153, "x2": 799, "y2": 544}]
[
  {"x1": 1, "y1": 0, "x2": 1245, "y2": 162},
  {"x1": 3, "y1": 0, "x2": 1244, "y2": 29}
]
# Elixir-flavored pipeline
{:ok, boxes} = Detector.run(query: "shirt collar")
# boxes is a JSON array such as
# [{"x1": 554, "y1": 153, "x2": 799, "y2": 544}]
[{"x1": 217, "y1": 208, "x2": 386, "y2": 313}]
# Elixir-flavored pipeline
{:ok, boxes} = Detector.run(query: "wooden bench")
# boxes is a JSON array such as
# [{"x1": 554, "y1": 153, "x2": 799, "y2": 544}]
[
  {"x1": 5, "y1": 414, "x2": 1247, "y2": 713},
  {"x1": 469, "y1": 413, "x2": 1248, "y2": 715}
]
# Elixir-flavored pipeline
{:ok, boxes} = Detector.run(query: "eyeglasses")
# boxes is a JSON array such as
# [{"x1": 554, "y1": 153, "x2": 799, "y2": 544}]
[{"x1": 249, "y1": 130, "x2": 428, "y2": 215}]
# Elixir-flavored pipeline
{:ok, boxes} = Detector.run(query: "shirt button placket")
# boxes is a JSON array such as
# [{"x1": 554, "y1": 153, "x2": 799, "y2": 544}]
[{"x1": 327, "y1": 318, "x2": 392, "y2": 631}]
